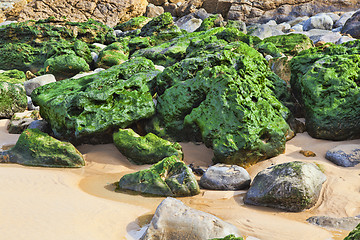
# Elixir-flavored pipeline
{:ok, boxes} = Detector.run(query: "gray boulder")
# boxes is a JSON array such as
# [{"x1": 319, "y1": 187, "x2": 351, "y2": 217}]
[
  {"x1": 176, "y1": 15, "x2": 202, "y2": 32},
  {"x1": 341, "y1": 10, "x2": 360, "y2": 39},
  {"x1": 146, "y1": 3, "x2": 164, "y2": 18},
  {"x1": 307, "y1": 216, "x2": 360, "y2": 231},
  {"x1": 244, "y1": 161, "x2": 327, "y2": 212},
  {"x1": 334, "y1": 11, "x2": 355, "y2": 28},
  {"x1": 314, "y1": 32, "x2": 342, "y2": 44},
  {"x1": 23, "y1": 74, "x2": 56, "y2": 96},
  {"x1": 141, "y1": 197, "x2": 242, "y2": 240},
  {"x1": 7, "y1": 111, "x2": 40, "y2": 134},
  {"x1": 200, "y1": 164, "x2": 251, "y2": 190},
  {"x1": 336, "y1": 36, "x2": 356, "y2": 44},
  {"x1": 325, "y1": 144, "x2": 360, "y2": 167},
  {"x1": 28, "y1": 119, "x2": 52, "y2": 134},
  {"x1": 249, "y1": 24, "x2": 283, "y2": 39},
  {"x1": 303, "y1": 15, "x2": 333, "y2": 31}
]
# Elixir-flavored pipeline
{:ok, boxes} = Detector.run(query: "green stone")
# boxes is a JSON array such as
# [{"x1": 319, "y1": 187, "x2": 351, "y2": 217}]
[
  {"x1": 115, "y1": 16, "x2": 151, "y2": 31},
  {"x1": 344, "y1": 223, "x2": 360, "y2": 240},
  {"x1": 113, "y1": 128, "x2": 183, "y2": 164},
  {"x1": 118, "y1": 155, "x2": 200, "y2": 196},
  {"x1": 0, "y1": 129, "x2": 85, "y2": 168},
  {"x1": 0, "y1": 82, "x2": 27, "y2": 118},
  {"x1": 96, "y1": 41, "x2": 129, "y2": 69},
  {"x1": 31, "y1": 58, "x2": 159, "y2": 143},
  {"x1": 210, "y1": 235, "x2": 243, "y2": 240},
  {"x1": 0, "y1": 69, "x2": 26, "y2": 84}
]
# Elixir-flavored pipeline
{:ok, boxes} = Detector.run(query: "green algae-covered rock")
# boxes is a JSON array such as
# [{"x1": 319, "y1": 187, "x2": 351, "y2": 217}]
[
  {"x1": 118, "y1": 155, "x2": 200, "y2": 196},
  {"x1": 0, "y1": 70, "x2": 26, "y2": 84},
  {"x1": 115, "y1": 16, "x2": 151, "y2": 31},
  {"x1": 210, "y1": 235, "x2": 243, "y2": 240},
  {"x1": 149, "y1": 41, "x2": 290, "y2": 166},
  {"x1": 43, "y1": 54, "x2": 90, "y2": 80},
  {"x1": 113, "y1": 128, "x2": 183, "y2": 164},
  {"x1": 244, "y1": 161, "x2": 327, "y2": 212},
  {"x1": 256, "y1": 41, "x2": 283, "y2": 58},
  {"x1": 0, "y1": 18, "x2": 115, "y2": 45},
  {"x1": 73, "y1": 40, "x2": 92, "y2": 64},
  {"x1": 344, "y1": 223, "x2": 360, "y2": 240},
  {"x1": 96, "y1": 41, "x2": 129, "y2": 69},
  {"x1": 263, "y1": 33, "x2": 314, "y2": 57},
  {"x1": 290, "y1": 41, "x2": 360, "y2": 140},
  {"x1": 0, "y1": 82, "x2": 27, "y2": 118},
  {"x1": 31, "y1": 57, "x2": 159, "y2": 143},
  {"x1": 196, "y1": 14, "x2": 225, "y2": 32},
  {"x1": 0, "y1": 129, "x2": 84, "y2": 168}
]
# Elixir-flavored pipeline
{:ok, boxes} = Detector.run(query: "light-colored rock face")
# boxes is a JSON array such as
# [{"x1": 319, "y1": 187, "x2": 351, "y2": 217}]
[
  {"x1": 5, "y1": 0, "x2": 148, "y2": 27},
  {"x1": 23, "y1": 74, "x2": 56, "y2": 96},
  {"x1": 200, "y1": 164, "x2": 251, "y2": 190},
  {"x1": 307, "y1": 216, "x2": 360, "y2": 231},
  {"x1": 141, "y1": 197, "x2": 242, "y2": 240},
  {"x1": 303, "y1": 15, "x2": 333, "y2": 31},
  {"x1": 225, "y1": 0, "x2": 360, "y2": 24},
  {"x1": 244, "y1": 161, "x2": 327, "y2": 212}
]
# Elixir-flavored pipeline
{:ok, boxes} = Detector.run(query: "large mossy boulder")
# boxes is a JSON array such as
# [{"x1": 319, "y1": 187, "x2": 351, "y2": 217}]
[
  {"x1": 344, "y1": 223, "x2": 360, "y2": 240},
  {"x1": 113, "y1": 128, "x2": 183, "y2": 165},
  {"x1": 31, "y1": 57, "x2": 159, "y2": 144},
  {"x1": 290, "y1": 41, "x2": 360, "y2": 140},
  {"x1": 263, "y1": 34, "x2": 314, "y2": 57},
  {"x1": 0, "y1": 129, "x2": 84, "y2": 167},
  {"x1": 0, "y1": 69, "x2": 26, "y2": 84},
  {"x1": 0, "y1": 82, "x2": 27, "y2": 118},
  {"x1": 244, "y1": 161, "x2": 327, "y2": 212},
  {"x1": 118, "y1": 156, "x2": 200, "y2": 197},
  {"x1": 148, "y1": 40, "x2": 290, "y2": 167},
  {"x1": 115, "y1": 16, "x2": 151, "y2": 31}
]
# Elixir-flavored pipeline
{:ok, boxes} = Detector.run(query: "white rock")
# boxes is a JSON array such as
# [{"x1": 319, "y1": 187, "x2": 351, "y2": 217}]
[
  {"x1": 287, "y1": 16, "x2": 309, "y2": 27},
  {"x1": 141, "y1": 197, "x2": 242, "y2": 240},
  {"x1": 71, "y1": 71, "x2": 96, "y2": 79},
  {"x1": 179, "y1": 18, "x2": 202, "y2": 32},
  {"x1": 291, "y1": 24, "x2": 303, "y2": 32},
  {"x1": 154, "y1": 65, "x2": 165, "y2": 71},
  {"x1": 303, "y1": 15, "x2": 333, "y2": 31},
  {"x1": 23, "y1": 74, "x2": 56, "y2": 96},
  {"x1": 92, "y1": 43, "x2": 107, "y2": 50},
  {"x1": 336, "y1": 36, "x2": 356, "y2": 44},
  {"x1": 91, "y1": 52, "x2": 98, "y2": 62}
]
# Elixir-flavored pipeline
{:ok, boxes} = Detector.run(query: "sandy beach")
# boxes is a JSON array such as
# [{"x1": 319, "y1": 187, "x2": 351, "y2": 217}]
[{"x1": 1, "y1": 118, "x2": 360, "y2": 240}]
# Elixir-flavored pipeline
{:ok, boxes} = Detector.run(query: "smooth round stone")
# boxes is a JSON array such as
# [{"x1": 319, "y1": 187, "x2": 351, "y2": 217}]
[
  {"x1": 200, "y1": 164, "x2": 251, "y2": 190},
  {"x1": 325, "y1": 144, "x2": 360, "y2": 167}
]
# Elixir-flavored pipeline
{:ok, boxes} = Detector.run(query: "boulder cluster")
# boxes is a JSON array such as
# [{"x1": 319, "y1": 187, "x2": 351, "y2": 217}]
[{"x1": 0, "y1": 1, "x2": 360, "y2": 239}]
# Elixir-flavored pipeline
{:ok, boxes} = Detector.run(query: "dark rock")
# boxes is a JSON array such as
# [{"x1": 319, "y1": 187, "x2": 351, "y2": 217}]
[
  {"x1": 325, "y1": 144, "x2": 360, "y2": 167},
  {"x1": 290, "y1": 40, "x2": 360, "y2": 140},
  {"x1": 31, "y1": 58, "x2": 159, "y2": 144},
  {"x1": 118, "y1": 155, "x2": 200, "y2": 197},
  {"x1": 307, "y1": 216, "x2": 360, "y2": 231},
  {"x1": 200, "y1": 164, "x2": 251, "y2": 190},
  {"x1": 113, "y1": 128, "x2": 183, "y2": 164},
  {"x1": 342, "y1": 10, "x2": 360, "y2": 39},
  {"x1": 140, "y1": 197, "x2": 242, "y2": 239},
  {"x1": 188, "y1": 163, "x2": 206, "y2": 175},
  {"x1": 244, "y1": 161, "x2": 326, "y2": 212},
  {"x1": 27, "y1": 119, "x2": 52, "y2": 134},
  {"x1": 0, "y1": 129, "x2": 84, "y2": 168}
]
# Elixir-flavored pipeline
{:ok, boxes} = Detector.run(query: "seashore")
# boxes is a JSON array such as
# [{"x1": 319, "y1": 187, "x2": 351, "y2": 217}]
[{"x1": 1, "y1": 119, "x2": 360, "y2": 240}]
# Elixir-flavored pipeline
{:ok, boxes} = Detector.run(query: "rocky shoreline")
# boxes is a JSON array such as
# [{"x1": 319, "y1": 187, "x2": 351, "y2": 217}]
[{"x1": 0, "y1": 1, "x2": 360, "y2": 239}]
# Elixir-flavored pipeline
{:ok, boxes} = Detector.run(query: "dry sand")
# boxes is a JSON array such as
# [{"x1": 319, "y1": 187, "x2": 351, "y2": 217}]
[{"x1": 0, "y1": 118, "x2": 360, "y2": 240}]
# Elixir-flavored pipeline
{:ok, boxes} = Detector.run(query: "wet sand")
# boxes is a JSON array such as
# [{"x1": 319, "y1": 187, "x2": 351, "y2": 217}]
[{"x1": 1, "y1": 119, "x2": 360, "y2": 240}]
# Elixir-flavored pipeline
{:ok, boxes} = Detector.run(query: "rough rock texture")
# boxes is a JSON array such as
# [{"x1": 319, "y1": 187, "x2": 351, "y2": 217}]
[
  {"x1": 345, "y1": 223, "x2": 360, "y2": 240},
  {"x1": 303, "y1": 14, "x2": 333, "y2": 31},
  {"x1": 5, "y1": 0, "x2": 148, "y2": 27},
  {"x1": 147, "y1": 31, "x2": 290, "y2": 166},
  {"x1": 31, "y1": 58, "x2": 159, "y2": 144},
  {"x1": 113, "y1": 128, "x2": 183, "y2": 164},
  {"x1": 226, "y1": 0, "x2": 360, "y2": 24},
  {"x1": 114, "y1": 16, "x2": 151, "y2": 32},
  {"x1": 290, "y1": 41, "x2": 360, "y2": 140},
  {"x1": 0, "y1": 81, "x2": 27, "y2": 118},
  {"x1": 7, "y1": 110, "x2": 40, "y2": 134},
  {"x1": 341, "y1": 10, "x2": 360, "y2": 39},
  {"x1": 141, "y1": 197, "x2": 242, "y2": 239},
  {"x1": 0, "y1": 129, "x2": 85, "y2": 167},
  {"x1": 307, "y1": 216, "x2": 360, "y2": 231},
  {"x1": 244, "y1": 161, "x2": 327, "y2": 212},
  {"x1": 200, "y1": 164, "x2": 251, "y2": 190},
  {"x1": 325, "y1": 144, "x2": 360, "y2": 167},
  {"x1": 118, "y1": 156, "x2": 200, "y2": 197},
  {"x1": 95, "y1": 41, "x2": 129, "y2": 69}
]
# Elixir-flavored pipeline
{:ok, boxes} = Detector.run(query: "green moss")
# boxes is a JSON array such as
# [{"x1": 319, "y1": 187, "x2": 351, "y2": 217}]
[
  {"x1": 113, "y1": 129, "x2": 183, "y2": 164},
  {"x1": 290, "y1": 41, "x2": 360, "y2": 140},
  {"x1": 31, "y1": 57, "x2": 159, "y2": 144},
  {"x1": 344, "y1": 223, "x2": 360, "y2": 240},
  {"x1": 140, "y1": 12, "x2": 174, "y2": 37},
  {"x1": 256, "y1": 41, "x2": 283, "y2": 58},
  {"x1": 118, "y1": 155, "x2": 200, "y2": 196},
  {"x1": 43, "y1": 54, "x2": 90, "y2": 80},
  {"x1": 3, "y1": 129, "x2": 85, "y2": 168},
  {"x1": 74, "y1": 40, "x2": 92, "y2": 64},
  {"x1": 196, "y1": 14, "x2": 224, "y2": 32},
  {"x1": 115, "y1": 16, "x2": 151, "y2": 31},
  {"x1": 0, "y1": 70, "x2": 26, "y2": 84},
  {"x1": 96, "y1": 41, "x2": 130, "y2": 68},
  {"x1": 0, "y1": 82, "x2": 27, "y2": 118},
  {"x1": 263, "y1": 33, "x2": 313, "y2": 57}
]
